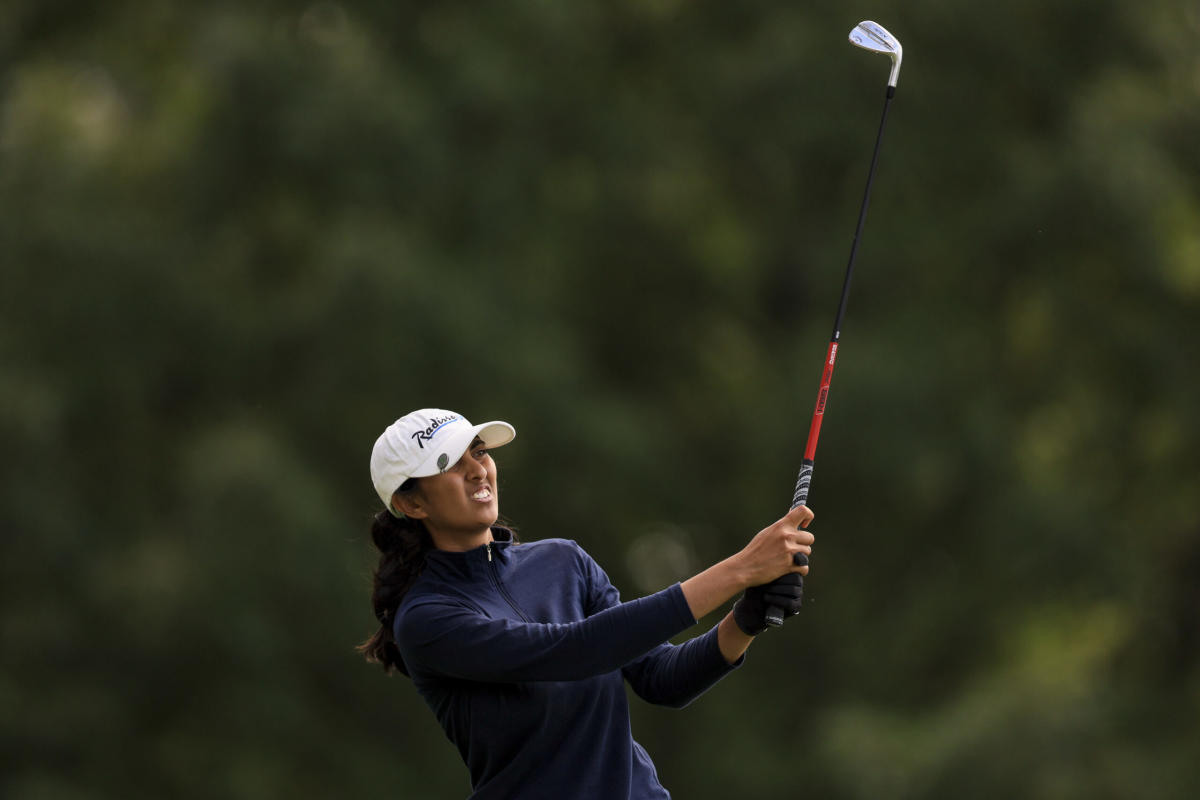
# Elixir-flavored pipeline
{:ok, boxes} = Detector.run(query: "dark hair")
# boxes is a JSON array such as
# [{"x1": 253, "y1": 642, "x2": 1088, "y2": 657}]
[
  {"x1": 357, "y1": 482, "x2": 431, "y2": 676},
  {"x1": 358, "y1": 477, "x2": 518, "y2": 676}
]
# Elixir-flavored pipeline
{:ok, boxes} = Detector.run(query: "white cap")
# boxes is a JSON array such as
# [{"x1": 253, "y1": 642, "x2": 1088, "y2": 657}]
[{"x1": 370, "y1": 409, "x2": 515, "y2": 515}]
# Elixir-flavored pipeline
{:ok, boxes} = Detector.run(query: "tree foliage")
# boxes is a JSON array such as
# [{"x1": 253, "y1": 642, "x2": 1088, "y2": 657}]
[{"x1": 2, "y1": 1, "x2": 1197, "y2": 797}]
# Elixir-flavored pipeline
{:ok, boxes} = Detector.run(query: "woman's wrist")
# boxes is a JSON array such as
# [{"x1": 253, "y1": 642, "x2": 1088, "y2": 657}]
[
  {"x1": 680, "y1": 557, "x2": 751, "y2": 621},
  {"x1": 717, "y1": 612, "x2": 755, "y2": 663},
  {"x1": 724, "y1": 552, "x2": 754, "y2": 590}
]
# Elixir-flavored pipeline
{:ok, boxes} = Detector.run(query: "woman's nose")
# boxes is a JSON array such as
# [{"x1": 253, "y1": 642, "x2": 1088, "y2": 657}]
[{"x1": 465, "y1": 454, "x2": 486, "y2": 479}]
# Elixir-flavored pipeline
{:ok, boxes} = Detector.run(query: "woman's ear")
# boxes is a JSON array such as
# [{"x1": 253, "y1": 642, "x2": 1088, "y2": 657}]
[{"x1": 393, "y1": 491, "x2": 428, "y2": 519}]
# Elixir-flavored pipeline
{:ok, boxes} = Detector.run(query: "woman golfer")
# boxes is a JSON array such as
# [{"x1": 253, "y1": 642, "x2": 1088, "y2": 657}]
[{"x1": 359, "y1": 408, "x2": 814, "y2": 799}]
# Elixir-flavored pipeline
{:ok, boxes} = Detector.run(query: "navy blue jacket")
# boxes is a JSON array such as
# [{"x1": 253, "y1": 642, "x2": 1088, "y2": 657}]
[{"x1": 394, "y1": 527, "x2": 741, "y2": 799}]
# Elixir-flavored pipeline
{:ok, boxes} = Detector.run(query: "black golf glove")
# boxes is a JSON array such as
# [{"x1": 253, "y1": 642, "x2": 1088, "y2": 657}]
[{"x1": 732, "y1": 567, "x2": 805, "y2": 636}]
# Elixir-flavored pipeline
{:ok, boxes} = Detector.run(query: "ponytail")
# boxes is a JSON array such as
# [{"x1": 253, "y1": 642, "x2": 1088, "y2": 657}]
[{"x1": 357, "y1": 506, "x2": 432, "y2": 676}]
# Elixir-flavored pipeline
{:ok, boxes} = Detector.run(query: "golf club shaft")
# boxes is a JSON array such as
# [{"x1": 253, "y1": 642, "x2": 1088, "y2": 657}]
[{"x1": 764, "y1": 85, "x2": 895, "y2": 627}]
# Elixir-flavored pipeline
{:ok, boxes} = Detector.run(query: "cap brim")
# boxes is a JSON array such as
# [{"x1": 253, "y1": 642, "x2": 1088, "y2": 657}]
[{"x1": 410, "y1": 420, "x2": 515, "y2": 478}]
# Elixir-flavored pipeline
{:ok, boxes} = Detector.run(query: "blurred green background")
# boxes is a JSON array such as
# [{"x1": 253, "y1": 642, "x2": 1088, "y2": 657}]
[{"x1": 3, "y1": 0, "x2": 1198, "y2": 797}]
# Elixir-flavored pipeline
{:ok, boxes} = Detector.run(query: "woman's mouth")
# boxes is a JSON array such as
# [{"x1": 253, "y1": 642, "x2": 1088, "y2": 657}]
[{"x1": 471, "y1": 487, "x2": 493, "y2": 502}]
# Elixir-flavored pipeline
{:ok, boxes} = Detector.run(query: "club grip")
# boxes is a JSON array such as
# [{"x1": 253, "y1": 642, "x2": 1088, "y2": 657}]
[
  {"x1": 765, "y1": 460, "x2": 814, "y2": 628},
  {"x1": 790, "y1": 460, "x2": 813, "y2": 511}
]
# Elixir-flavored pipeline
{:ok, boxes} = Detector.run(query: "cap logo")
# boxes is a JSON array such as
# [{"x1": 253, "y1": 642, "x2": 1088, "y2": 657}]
[
  {"x1": 411, "y1": 414, "x2": 460, "y2": 450},
  {"x1": 437, "y1": 453, "x2": 449, "y2": 472}
]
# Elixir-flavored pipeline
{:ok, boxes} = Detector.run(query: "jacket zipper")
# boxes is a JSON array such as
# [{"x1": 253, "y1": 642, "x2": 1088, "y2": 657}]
[{"x1": 485, "y1": 542, "x2": 531, "y2": 622}]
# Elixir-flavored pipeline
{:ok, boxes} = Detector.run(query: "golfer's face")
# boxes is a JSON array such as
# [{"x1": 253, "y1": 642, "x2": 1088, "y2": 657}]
[{"x1": 418, "y1": 438, "x2": 499, "y2": 533}]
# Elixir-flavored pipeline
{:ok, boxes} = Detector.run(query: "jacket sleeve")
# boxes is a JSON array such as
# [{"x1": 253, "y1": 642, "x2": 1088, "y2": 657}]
[
  {"x1": 396, "y1": 583, "x2": 696, "y2": 683},
  {"x1": 621, "y1": 626, "x2": 743, "y2": 708},
  {"x1": 580, "y1": 547, "x2": 743, "y2": 707}
]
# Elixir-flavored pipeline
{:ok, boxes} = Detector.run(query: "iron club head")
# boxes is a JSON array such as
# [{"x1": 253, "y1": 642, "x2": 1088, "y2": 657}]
[{"x1": 849, "y1": 20, "x2": 903, "y2": 88}]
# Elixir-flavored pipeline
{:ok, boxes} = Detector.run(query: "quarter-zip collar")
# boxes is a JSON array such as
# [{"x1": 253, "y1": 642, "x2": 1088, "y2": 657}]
[{"x1": 422, "y1": 526, "x2": 515, "y2": 582}]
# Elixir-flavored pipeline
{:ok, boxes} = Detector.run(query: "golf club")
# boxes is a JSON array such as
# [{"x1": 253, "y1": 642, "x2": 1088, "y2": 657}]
[{"x1": 764, "y1": 21, "x2": 903, "y2": 627}]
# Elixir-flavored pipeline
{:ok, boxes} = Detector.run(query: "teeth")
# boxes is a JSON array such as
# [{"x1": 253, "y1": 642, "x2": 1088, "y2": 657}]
[{"x1": 472, "y1": 488, "x2": 492, "y2": 501}]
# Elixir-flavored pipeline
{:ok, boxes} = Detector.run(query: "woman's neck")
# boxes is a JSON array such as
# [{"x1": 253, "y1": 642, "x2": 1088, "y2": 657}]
[{"x1": 427, "y1": 525, "x2": 494, "y2": 553}]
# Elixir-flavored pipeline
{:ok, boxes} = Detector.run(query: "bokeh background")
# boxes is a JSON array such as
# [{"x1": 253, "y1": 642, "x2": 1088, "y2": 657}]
[{"x1": 3, "y1": 1, "x2": 1198, "y2": 797}]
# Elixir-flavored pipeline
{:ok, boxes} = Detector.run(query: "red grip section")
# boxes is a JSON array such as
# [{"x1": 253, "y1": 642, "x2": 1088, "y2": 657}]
[{"x1": 803, "y1": 341, "x2": 839, "y2": 461}]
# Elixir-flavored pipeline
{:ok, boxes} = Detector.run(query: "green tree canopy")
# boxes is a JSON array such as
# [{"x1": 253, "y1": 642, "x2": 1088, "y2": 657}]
[{"x1": 2, "y1": 1, "x2": 1197, "y2": 797}]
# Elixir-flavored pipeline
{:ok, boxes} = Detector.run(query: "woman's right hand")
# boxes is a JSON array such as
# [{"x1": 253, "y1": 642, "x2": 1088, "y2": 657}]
[
  {"x1": 733, "y1": 504, "x2": 815, "y2": 588},
  {"x1": 678, "y1": 504, "x2": 815, "y2": 622}
]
